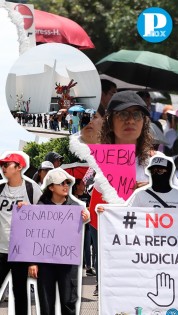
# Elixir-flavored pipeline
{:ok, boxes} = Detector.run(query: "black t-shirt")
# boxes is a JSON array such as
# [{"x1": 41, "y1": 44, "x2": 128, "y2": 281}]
[{"x1": 77, "y1": 193, "x2": 90, "y2": 207}]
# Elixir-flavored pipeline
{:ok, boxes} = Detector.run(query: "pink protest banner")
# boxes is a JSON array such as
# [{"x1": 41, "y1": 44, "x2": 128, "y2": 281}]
[
  {"x1": 88, "y1": 144, "x2": 136, "y2": 200},
  {"x1": 8, "y1": 204, "x2": 83, "y2": 265}
]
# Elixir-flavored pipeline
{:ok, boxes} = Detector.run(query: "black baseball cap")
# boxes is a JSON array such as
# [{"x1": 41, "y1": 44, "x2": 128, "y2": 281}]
[
  {"x1": 107, "y1": 90, "x2": 150, "y2": 116},
  {"x1": 45, "y1": 152, "x2": 64, "y2": 164}
]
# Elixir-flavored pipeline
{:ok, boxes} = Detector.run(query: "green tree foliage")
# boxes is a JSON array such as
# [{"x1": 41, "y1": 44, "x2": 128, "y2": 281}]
[
  {"x1": 29, "y1": 0, "x2": 178, "y2": 62},
  {"x1": 106, "y1": 0, "x2": 178, "y2": 60},
  {"x1": 23, "y1": 137, "x2": 84, "y2": 168},
  {"x1": 28, "y1": 0, "x2": 67, "y2": 15},
  {"x1": 61, "y1": 0, "x2": 115, "y2": 62}
]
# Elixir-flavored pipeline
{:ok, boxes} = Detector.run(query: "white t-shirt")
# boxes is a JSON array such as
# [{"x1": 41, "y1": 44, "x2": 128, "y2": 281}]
[
  {"x1": 65, "y1": 114, "x2": 71, "y2": 122},
  {"x1": 164, "y1": 128, "x2": 177, "y2": 149},
  {"x1": 128, "y1": 187, "x2": 178, "y2": 208},
  {"x1": 0, "y1": 180, "x2": 42, "y2": 253}
]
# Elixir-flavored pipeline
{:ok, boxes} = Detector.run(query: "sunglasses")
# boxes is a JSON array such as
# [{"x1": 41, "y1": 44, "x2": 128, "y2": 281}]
[
  {"x1": 58, "y1": 180, "x2": 71, "y2": 186},
  {"x1": 114, "y1": 110, "x2": 145, "y2": 121},
  {"x1": 1, "y1": 162, "x2": 18, "y2": 168}
]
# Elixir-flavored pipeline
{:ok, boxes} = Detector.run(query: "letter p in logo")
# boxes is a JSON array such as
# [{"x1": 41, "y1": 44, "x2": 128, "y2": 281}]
[
  {"x1": 137, "y1": 7, "x2": 172, "y2": 43},
  {"x1": 143, "y1": 13, "x2": 167, "y2": 37}
]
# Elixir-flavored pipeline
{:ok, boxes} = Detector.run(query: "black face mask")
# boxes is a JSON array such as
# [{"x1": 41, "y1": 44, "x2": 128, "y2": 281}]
[{"x1": 150, "y1": 164, "x2": 172, "y2": 193}]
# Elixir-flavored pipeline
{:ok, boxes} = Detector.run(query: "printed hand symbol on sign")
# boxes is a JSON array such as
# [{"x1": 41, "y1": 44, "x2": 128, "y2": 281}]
[{"x1": 147, "y1": 273, "x2": 175, "y2": 307}]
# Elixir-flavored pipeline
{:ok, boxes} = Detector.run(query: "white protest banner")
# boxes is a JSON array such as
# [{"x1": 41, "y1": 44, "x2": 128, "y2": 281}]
[{"x1": 98, "y1": 205, "x2": 178, "y2": 315}]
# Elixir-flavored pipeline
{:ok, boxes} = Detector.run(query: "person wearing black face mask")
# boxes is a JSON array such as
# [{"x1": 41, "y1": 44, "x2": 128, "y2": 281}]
[
  {"x1": 128, "y1": 155, "x2": 178, "y2": 208},
  {"x1": 150, "y1": 161, "x2": 172, "y2": 193}
]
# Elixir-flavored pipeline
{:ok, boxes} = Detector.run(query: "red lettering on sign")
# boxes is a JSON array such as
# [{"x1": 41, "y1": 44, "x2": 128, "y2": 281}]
[{"x1": 146, "y1": 213, "x2": 173, "y2": 228}]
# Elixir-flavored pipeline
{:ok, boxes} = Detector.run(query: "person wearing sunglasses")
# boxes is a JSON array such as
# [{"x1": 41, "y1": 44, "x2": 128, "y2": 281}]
[
  {"x1": 28, "y1": 168, "x2": 89, "y2": 315},
  {"x1": 0, "y1": 152, "x2": 42, "y2": 315}
]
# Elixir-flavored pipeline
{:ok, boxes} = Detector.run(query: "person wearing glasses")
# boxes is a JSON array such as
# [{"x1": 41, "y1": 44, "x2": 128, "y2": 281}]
[
  {"x1": 100, "y1": 90, "x2": 153, "y2": 182},
  {"x1": 28, "y1": 168, "x2": 90, "y2": 315},
  {"x1": 89, "y1": 90, "x2": 154, "y2": 296},
  {"x1": 0, "y1": 152, "x2": 42, "y2": 315}
]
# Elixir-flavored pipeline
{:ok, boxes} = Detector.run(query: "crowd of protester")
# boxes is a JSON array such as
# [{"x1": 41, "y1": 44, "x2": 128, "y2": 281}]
[
  {"x1": 12, "y1": 111, "x2": 92, "y2": 134},
  {"x1": 2, "y1": 79, "x2": 178, "y2": 312}
]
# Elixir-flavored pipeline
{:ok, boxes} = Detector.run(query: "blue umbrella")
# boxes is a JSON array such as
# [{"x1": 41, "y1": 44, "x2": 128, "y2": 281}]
[{"x1": 68, "y1": 105, "x2": 85, "y2": 113}]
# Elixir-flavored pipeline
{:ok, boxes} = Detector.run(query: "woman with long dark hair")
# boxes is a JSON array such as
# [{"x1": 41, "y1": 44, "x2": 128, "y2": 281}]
[
  {"x1": 28, "y1": 168, "x2": 89, "y2": 315},
  {"x1": 100, "y1": 91, "x2": 153, "y2": 168},
  {"x1": 89, "y1": 90, "x2": 154, "y2": 296}
]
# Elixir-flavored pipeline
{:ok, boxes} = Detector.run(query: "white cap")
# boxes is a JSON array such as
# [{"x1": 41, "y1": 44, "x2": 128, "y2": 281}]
[
  {"x1": 167, "y1": 110, "x2": 178, "y2": 117},
  {"x1": 38, "y1": 161, "x2": 54, "y2": 170},
  {"x1": 42, "y1": 168, "x2": 75, "y2": 189},
  {"x1": 145, "y1": 154, "x2": 176, "y2": 185},
  {"x1": 148, "y1": 156, "x2": 168, "y2": 168}
]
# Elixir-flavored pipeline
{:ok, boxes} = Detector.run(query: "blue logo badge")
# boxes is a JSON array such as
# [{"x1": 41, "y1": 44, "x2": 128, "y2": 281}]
[
  {"x1": 166, "y1": 309, "x2": 178, "y2": 315},
  {"x1": 137, "y1": 7, "x2": 173, "y2": 43}
]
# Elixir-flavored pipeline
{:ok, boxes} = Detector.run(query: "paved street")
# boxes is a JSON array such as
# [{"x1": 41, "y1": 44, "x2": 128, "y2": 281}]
[
  {"x1": 80, "y1": 271, "x2": 98, "y2": 315},
  {"x1": 0, "y1": 270, "x2": 98, "y2": 315}
]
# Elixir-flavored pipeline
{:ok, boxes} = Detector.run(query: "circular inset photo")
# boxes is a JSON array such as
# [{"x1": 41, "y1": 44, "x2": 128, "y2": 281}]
[
  {"x1": 5, "y1": 42, "x2": 101, "y2": 145},
  {"x1": 6, "y1": 43, "x2": 101, "y2": 115}
]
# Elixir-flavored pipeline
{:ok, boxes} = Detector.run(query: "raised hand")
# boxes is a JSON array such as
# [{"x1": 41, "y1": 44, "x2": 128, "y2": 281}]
[{"x1": 147, "y1": 273, "x2": 175, "y2": 307}]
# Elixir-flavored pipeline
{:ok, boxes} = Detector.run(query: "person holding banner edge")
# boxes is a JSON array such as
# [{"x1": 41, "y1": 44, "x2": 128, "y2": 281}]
[
  {"x1": 89, "y1": 90, "x2": 155, "y2": 296},
  {"x1": 96, "y1": 154, "x2": 178, "y2": 312},
  {"x1": 27, "y1": 168, "x2": 90, "y2": 315}
]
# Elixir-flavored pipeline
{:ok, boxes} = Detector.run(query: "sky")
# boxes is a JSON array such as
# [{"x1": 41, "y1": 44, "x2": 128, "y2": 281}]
[{"x1": 0, "y1": 8, "x2": 19, "y2": 92}]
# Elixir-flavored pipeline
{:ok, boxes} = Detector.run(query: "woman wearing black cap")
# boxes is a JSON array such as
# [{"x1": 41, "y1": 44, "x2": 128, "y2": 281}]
[
  {"x1": 100, "y1": 90, "x2": 153, "y2": 169},
  {"x1": 89, "y1": 90, "x2": 154, "y2": 296}
]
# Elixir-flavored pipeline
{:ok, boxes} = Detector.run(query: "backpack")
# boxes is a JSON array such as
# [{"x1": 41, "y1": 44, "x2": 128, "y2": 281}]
[{"x1": 0, "y1": 180, "x2": 33, "y2": 204}]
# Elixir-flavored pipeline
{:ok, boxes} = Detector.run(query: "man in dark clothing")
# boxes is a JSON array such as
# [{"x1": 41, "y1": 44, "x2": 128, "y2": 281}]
[
  {"x1": 32, "y1": 114, "x2": 36, "y2": 127},
  {"x1": 81, "y1": 113, "x2": 90, "y2": 129}
]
